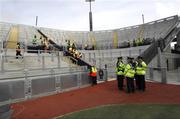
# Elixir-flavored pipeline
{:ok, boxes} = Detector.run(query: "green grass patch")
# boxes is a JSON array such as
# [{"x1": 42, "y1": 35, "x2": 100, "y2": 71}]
[{"x1": 56, "y1": 104, "x2": 180, "y2": 119}]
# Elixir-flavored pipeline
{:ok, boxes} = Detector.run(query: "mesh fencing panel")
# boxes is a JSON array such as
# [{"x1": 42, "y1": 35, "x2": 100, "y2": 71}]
[
  {"x1": 81, "y1": 72, "x2": 90, "y2": 85},
  {"x1": 60, "y1": 74, "x2": 78, "y2": 90},
  {"x1": 31, "y1": 76, "x2": 56, "y2": 96}
]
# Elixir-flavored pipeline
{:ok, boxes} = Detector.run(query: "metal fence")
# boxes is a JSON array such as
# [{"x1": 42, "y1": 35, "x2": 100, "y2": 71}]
[
  {"x1": 0, "y1": 66, "x2": 90, "y2": 106},
  {"x1": 145, "y1": 67, "x2": 180, "y2": 84},
  {"x1": 0, "y1": 66, "x2": 91, "y2": 119},
  {"x1": 0, "y1": 64, "x2": 179, "y2": 119},
  {"x1": 81, "y1": 45, "x2": 149, "y2": 68},
  {"x1": 0, "y1": 48, "x2": 180, "y2": 118},
  {"x1": 0, "y1": 49, "x2": 80, "y2": 72},
  {"x1": 104, "y1": 65, "x2": 180, "y2": 85}
]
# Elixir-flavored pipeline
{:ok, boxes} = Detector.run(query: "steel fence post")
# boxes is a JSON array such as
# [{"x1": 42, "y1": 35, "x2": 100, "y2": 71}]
[
  {"x1": 161, "y1": 68, "x2": 167, "y2": 84},
  {"x1": 82, "y1": 53, "x2": 85, "y2": 61},
  {"x1": 149, "y1": 67, "x2": 154, "y2": 81},
  {"x1": 57, "y1": 52, "x2": 60, "y2": 68},
  {"x1": 157, "y1": 47, "x2": 162, "y2": 68},
  {"x1": 105, "y1": 64, "x2": 108, "y2": 82},
  {"x1": 178, "y1": 67, "x2": 180, "y2": 82},
  {"x1": 50, "y1": 68, "x2": 55, "y2": 77},
  {"x1": 51, "y1": 51, "x2": 54, "y2": 62},
  {"x1": 24, "y1": 69, "x2": 31, "y2": 99},
  {"x1": 1, "y1": 53, "x2": 4, "y2": 73},
  {"x1": 23, "y1": 55, "x2": 26, "y2": 70},
  {"x1": 42, "y1": 55, "x2": 45, "y2": 70},
  {"x1": 38, "y1": 50, "x2": 40, "y2": 62},
  {"x1": 78, "y1": 72, "x2": 82, "y2": 88},
  {"x1": 89, "y1": 52, "x2": 91, "y2": 62}
]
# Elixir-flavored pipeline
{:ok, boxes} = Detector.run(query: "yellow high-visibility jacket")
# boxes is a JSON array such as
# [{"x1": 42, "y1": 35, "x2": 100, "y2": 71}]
[
  {"x1": 136, "y1": 61, "x2": 147, "y2": 75},
  {"x1": 116, "y1": 62, "x2": 125, "y2": 75},
  {"x1": 89, "y1": 66, "x2": 97, "y2": 77},
  {"x1": 124, "y1": 64, "x2": 135, "y2": 78}
]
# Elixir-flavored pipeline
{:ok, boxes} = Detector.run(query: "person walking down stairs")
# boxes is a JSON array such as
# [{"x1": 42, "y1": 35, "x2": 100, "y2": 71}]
[{"x1": 16, "y1": 42, "x2": 22, "y2": 59}]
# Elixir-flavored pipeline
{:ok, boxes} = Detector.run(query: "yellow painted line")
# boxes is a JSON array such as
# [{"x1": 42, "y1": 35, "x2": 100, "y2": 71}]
[
  {"x1": 6, "y1": 26, "x2": 19, "y2": 49},
  {"x1": 113, "y1": 31, "x2": 118, "y2": 48}
]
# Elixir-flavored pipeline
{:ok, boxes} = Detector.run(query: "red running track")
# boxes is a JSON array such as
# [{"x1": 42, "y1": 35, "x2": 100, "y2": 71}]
[{"x1": 11, "y1": 81, "x2": 180, "y2": 119}]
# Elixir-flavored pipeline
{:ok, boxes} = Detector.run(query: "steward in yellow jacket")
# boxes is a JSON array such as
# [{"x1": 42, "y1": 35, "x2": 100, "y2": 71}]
[
  {"x1": 135, "y1": 56, "x2": 147, "y2": 91},
  {"x1": 124, "y1": 57, "x2": 135, "y2": 93},
  {"x1": 89, "y1": 65, "x2": 97, "y2": 86},
  {"x1": 116, "y1": 57, "x2": 125, "y2": 90}
]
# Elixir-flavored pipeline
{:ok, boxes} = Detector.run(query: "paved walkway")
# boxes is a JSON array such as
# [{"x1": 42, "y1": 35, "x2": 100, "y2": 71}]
[{"x1": 11, "y1": 80, "x2": 180, "y2": 119}]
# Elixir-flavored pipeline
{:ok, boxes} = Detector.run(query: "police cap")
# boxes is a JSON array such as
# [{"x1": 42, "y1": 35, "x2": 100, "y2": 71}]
[
  {"x1": 137, "y1": 56, "x2": 143, "y2": 59},
  {"x1": 118, "y1": 57, "x2": 122, "y2": 59},
  {"x1": 127, "y1": 57, "x2": 134, "y2": 60}
]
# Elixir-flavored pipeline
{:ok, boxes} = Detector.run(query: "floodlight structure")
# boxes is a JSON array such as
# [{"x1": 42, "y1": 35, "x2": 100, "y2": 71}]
[
  {"x1": 142, "y1": 14, "x2": 144, "y2": 24},
  {"x1": 85, "y1": 0, "x2": 95, "y2": 31},
  {"x1": 35, "y1": 16, "x2": 38, "y2": 27}
]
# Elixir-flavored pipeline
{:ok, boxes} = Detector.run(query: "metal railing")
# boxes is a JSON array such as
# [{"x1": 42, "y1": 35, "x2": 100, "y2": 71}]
[
  {"x1": 140, "y1": 40, "x2": 158, "y2": 64},
  {"x1": 105, "y1": 66, "x2": 180, "y2": 85},
  {"x1": 0, "y1": 49, "x2": 80, "y2": 72},
  {"x1": 139, "y1": 17, "x2": 179, "y2": 64},
  {"x1": 0, "y1": 63, "x2": 179, "y2": 119},
  {"x1": 0, "y1": 66, "x2": 89, "y2": 106},
  {"x1": 81, "y1": 46, "x2": 148, "y2": 68}
]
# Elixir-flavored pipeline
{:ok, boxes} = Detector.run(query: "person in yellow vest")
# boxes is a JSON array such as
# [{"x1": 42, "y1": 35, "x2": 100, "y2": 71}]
[
  {"x1": 124, "y1": 57, "x2": 136, "y2": 93},
  {"x1": 77, "y1": 52, "x2": 82, "y2": 59},
  {"x1": 69, "y1": 47, "x2": 73, "y2": 53},
  {"x1": 135, "y1": 56, "x2": 147, "y2": 92},
  {"x1": 32, "y1": 35, "x2": 37, "y2": 45},
  {"x1": 89, "y1": 65, "x2": 97, "y2": 86},
  {"x1": 116, "y1": 57, "x2": 125, "y2": 90}
]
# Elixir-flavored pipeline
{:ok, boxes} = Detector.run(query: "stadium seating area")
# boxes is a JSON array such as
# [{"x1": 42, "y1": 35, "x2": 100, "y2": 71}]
[
  {"x1": 0, "y1": 15, "x2": 178, "y2": 51},
  {"x1": 37, "y1": 15, "x2": 178, "y2": 50},
  {"x1": 0, "y1": 15, "x2": 179, "y2": 71},
  {"x1": 0, "y1": 15, "x2": 180, "y2": 119}
]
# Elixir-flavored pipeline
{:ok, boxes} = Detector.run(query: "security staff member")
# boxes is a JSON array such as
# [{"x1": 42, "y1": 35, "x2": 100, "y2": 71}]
[
  {"x1": 16, "y1": 42, "x2": 22, "y2": 59},
  {"x1": 116, "y1": 57, "x2": 125, "y2": 90},
  {"x1": 89, "y1": 65, "x2": 97, "y2": 86},
  {"x1": 32, "y1": 35, "x2": 37, "y2": 45},
  {"x1": 124, "y1": 57, "x2": 135, "y2": 93},
  {"x1": 135, "y1": 56, "x2": 147, "y2": 91},
  {"x1": 98, "y1": 69, "x2": 104, "y2": 80}
]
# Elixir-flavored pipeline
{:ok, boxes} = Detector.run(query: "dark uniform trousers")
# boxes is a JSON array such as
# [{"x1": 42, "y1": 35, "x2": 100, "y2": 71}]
[
  {"x1": 135, "y1": 74, "x2": 140, "y2": 89},
  {"x1": 91, "y1": 76, "x2": 97, "y2": 85},
  {"x1": 117, "y1": 75, "x2": 124, "y2": 90},
  {"x1": 136, "y1": 75, "x2": 145, "y2": 91},
  {"x1": 16, "y1": 51, "x2": 22, "y2": 59},
  {"x1": 126, "y1": 77, "x2": 135, "y2": 93}
]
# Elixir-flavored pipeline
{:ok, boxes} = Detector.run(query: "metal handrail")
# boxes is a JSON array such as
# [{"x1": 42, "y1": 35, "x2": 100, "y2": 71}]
[
  {"x1": 0, "y1": 69, "x2": 87, "y2": 81},
  {"x1": 139, "y1": 17, "x2": 179, "y2": 64},
  {"x1": 67, "y1": 56, "x2": 78, "y2": 64},
  {"x1": 2, "y1": 27, "x2": 12, "y2": 48}
]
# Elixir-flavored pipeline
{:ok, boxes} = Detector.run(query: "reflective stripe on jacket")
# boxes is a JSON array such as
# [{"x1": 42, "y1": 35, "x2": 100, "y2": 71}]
[
  {"x1": 136, "y1": 61, "x2": 147, "y2": 75},
  {"x1": 32, "y1": 38, "x2": 37, "y2": 44},
  {"x1": 124, "y1": 64, "x2": 135, "y2": 78},
  {"x1": 89, "y1": 67, "x2": 97, "y2": 77},
  {"x1": 116, "y1": 62, "x2": 125, "y2": 75}
]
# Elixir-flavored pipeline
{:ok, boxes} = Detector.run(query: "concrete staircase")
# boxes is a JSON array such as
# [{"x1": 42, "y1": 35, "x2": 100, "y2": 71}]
[{"x1": 5, "y1": 26, "x2": 19, "y2": 49}]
